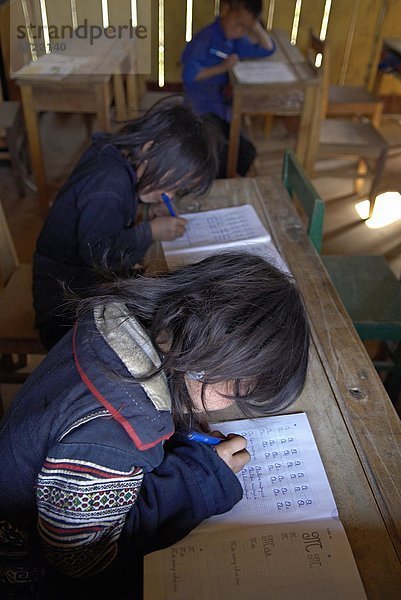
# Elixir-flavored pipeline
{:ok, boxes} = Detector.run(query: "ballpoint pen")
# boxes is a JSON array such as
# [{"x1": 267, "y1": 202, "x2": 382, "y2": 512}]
[
  {"x1": 161, "y1": 193, "x2": 176, "y2": 217},
  {"x1": 187, "y1": 431, "x2": 224, "y2": 445},
  {"x1": 209, "y1": 48, "x2": 229, "y2": 59}
]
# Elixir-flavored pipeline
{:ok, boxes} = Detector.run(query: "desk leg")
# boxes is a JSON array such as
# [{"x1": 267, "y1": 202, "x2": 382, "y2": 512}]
[
  {"x1": 113, "y1": 71, "x2": 128, "y2": 122},
  {"x1": 126, "y1": 72, "x2": 148, "y2": 119},
  {"x1": 94, "y1": 81, "x2": 112, "y2": 132},
  {"x1": 227, "y1": 92, "x2": 242, "y2": 178},
  {"x1": 126, "y1": 73, "x2": 140, "y2": 118},
  {"x1": 297, "y1": 84, "x2": 320, "y2": 174},
  {"x1": 19, "y1": 85, "x2": 48, "y2": 216}
]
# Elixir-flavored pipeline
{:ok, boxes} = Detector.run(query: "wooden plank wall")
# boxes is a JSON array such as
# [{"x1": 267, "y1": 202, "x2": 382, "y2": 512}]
[{"x1": 1, "y1": 0, "x2": 401, "y2": 100}]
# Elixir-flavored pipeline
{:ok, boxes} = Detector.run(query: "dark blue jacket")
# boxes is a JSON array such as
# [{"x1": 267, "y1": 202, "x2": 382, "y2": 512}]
[
  {"x1": 0, "y1": 306, "x2": 242, "y2": 598},
  {"x1": 32, "y1": 134, "x2": 153, "y2": 327}
]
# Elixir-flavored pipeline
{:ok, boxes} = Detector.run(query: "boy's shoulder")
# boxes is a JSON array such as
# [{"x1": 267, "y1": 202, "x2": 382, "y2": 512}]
[{"x1": 189, "y1": 18, "x2": 220, "y2": 46}]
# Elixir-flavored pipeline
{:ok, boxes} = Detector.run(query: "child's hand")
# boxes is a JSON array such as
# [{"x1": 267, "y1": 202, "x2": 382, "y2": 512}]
[
  {"x1": 148, "y1": 202, "x2": 171, "y2": 218},
  {"x1": 150, "y1": 216, "x2": 187, "y2": 241},
  {"x1": 215, "y1": 433, "x2": 250, "y2": 473},
  {"x1": 223, "y1": 54, "x2": 239, "y2": 71}
]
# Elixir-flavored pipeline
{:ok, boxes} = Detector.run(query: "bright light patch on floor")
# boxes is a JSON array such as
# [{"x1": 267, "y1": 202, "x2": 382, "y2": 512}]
[{"x1": 355, "y1": 191, "x2": 401, "y2": 228}]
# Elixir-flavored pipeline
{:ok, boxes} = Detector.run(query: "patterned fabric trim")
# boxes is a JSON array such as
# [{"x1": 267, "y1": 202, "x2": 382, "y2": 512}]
[
  {"x1": 0, "y1": 520, "x2": 40, "y2": 585},
  {"x1": 36, "y1": 457, "x2": 143, "y2": 577}
]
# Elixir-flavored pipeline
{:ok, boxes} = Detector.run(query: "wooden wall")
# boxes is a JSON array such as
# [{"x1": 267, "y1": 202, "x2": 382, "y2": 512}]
[{"x1": 1, "y1": 0, "x2": 401, "y2": 102}]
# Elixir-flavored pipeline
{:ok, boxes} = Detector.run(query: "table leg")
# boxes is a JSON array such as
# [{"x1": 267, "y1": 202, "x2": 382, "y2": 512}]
[
  {"x1": 227, "y1": 91, "x2": 242, "y2": 178},
  {"x1": 94, "y1": 80, "x2": 112, "y2": 132},
  {"x1": 113, "y1": 71, "x2": 128, "y2": 122},
  {"x1": 126, "y1": 72, "x2": 147, "y2": 118},
  {"x1": 126, "y1": 73, "x2": 140, "y2": 118},
  {"x1": 298, "y1": 83, "x2": 320, "y2": 174},
  {"x1": 19, "y1": 85, "x2": 48, "y2": 216}
]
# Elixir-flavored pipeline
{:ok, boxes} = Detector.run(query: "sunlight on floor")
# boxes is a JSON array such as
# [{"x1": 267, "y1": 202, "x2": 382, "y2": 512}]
[{"x1": 355, "y1": 191, "x2": 401, "y2": 229}]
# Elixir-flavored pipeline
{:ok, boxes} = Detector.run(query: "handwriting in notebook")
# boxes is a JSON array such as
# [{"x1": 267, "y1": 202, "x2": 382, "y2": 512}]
[{"x1": 144, "y1": 413, "x2": 367, "y2": 599}]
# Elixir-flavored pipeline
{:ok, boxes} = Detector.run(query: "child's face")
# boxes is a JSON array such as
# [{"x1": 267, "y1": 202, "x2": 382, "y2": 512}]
[
  {"x1": 220, "y1": 6, "x2": 257, "y2": 40},
  {"x1": 185, "y1": 378, "x2": 235, "y2": 412}
]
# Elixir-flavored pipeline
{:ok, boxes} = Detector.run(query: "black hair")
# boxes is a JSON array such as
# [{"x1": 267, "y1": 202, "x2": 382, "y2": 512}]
[
  {"x1": 77, "y1": 253, "x2": 310, "y2": 427},
  {"x1": 222, "y1": 0, "x2": 263, "y2": 18},
  {"x1": 110, "y1": 97, "x2": 219, "y2": 198}
]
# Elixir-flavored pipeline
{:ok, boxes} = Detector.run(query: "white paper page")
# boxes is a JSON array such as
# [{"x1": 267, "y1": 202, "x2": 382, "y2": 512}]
[
  {"x1": 164, "y1": 238, "x2": 289, "y2": 274},
  {"x1": 201, "y1": 413, "x2": 337, "y2": 528},
  {"x1": 161, "y1": 205, "x2": 271, "y2": 255},
  {"x1": 233, "y1": 60, "x2": 296, "y2": 83},
  {"x1": 144, "y1": 413, "x2": 367, "y2": 600},
  {"x1": 145, "y1": 519, "x2": 367, "y2": 600},
  {"x1": 12, "y1": 54, "x2": 92, "y2": 78}
]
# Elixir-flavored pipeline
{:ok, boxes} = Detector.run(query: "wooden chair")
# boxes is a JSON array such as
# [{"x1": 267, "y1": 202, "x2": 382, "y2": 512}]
[
  {"x1": 0, "y1": 200, "x2": 45, "y2": 413},
  {"x1": 282, "y1": 149, "x2": 325, "y2": 253},
  {"x1": 327, "y1": 84, "x2": 384, "y2": 129},
  {"x1": 306, "y1": 32, "x2": 388, "y2": 219},
  {"x1": 282, "y1": 149, "x2": 401, "y2": 403}
]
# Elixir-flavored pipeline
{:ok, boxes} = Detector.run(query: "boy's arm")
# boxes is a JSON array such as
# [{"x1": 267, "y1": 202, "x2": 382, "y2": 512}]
[
  {"x1": 249, "y1": 21, "x2": 275, "y2": 51},
  {"x1": 194, "y1": 53, "x2": 238, "y2": 81}
]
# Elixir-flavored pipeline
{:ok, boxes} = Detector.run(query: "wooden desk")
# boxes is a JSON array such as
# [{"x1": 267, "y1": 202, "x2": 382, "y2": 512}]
[
  {"x1": 226, "y1": 30, "x2": 320, "y2": 177},
  {"x1": 14, "y1": 37, "x2": 136, "y2": 215},
  {"x1": 147, "y1": 176, "x2": 401, "y2": 598}
]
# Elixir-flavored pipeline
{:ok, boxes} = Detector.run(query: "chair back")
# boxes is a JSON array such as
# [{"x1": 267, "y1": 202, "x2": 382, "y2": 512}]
[
  {"x1": 306, "y1": 31, "x2": 330, "y2": 118},
  {"x1": 0, "y1": 200, "x2": 20, "y2": 286},
  {"x1": 282, "y1": 149, "x2": 325, "y2": 253}
]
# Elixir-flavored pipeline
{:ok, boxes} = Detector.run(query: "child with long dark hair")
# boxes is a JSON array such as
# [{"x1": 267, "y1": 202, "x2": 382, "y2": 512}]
[
  {"x1": 1, "y1": 253, "x2": 310, "y2": 599},
  {"x1": 32, "y1": 100, "x2": 218, "y2": 350}
]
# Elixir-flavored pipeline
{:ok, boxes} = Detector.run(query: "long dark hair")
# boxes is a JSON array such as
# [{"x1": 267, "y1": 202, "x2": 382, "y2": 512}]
[
  {"x1": 77, "y1": 253, "x2": 310, "y2": 426},
  {"x1": 110, "y1": 97, "x2": 219, "y2": 197}
]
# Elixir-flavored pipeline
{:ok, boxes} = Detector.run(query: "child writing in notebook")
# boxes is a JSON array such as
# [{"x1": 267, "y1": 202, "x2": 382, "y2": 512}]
[
  {"x1": 32, "y1": 100, "x2": 218, "y2": 351},
  {"x1": 0, "y1": 253, "x2": 310, "y2": 600},
  {"x1": 182, "y1": 0, "x2": 275, "y2": 177}
]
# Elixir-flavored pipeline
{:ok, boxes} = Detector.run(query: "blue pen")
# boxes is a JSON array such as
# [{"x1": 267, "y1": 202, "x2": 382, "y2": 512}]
[
  {"x1": 161, "y1": 193, "x2": 176, "y2": 217},
  {"x1": 187, "y1": 431, "x2": 223, "y2": 445},
  {"x1": 209, "y1": 48, "x2": 229, "y2": 59}
]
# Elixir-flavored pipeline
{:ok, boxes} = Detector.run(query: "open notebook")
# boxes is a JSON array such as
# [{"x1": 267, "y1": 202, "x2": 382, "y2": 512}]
[
  {"x1": 233, "y1": 60, "x2": 296, "y2": 84},
  {"x1": 161, "y1": 204, "x2": 288, "y2": 272},
  {"x1": 144, "y1": 413, "x2": 367, "y2": 600}
]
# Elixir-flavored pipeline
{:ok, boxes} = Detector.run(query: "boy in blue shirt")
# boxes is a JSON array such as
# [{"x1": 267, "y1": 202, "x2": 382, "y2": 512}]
[{"x1": 182, "y1": 0, "x2": 275, "y2": 177}]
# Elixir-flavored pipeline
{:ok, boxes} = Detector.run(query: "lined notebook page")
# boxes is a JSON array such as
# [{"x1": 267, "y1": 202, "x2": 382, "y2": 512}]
[
  {"x1": 162, "y1": 205, "x2": 271, "y2": 252},
  {"x1": 161, "y1": 204, "x2": 288, "y2": 272},
  {"x1": 144, "y1": 413, "x2": 367, "y2": 600},
  {"x1": 233, "y1": 60, "x2": 296, "y2": 83}
]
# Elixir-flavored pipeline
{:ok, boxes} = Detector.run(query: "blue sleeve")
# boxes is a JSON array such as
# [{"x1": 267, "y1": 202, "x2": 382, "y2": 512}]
[
  {"x1": 119, "y1": 433, "x2": 243, "y2": 556},
  {"x1": 182, "y1": 28, "x2": 214, "y2": 84},
  {"x1": 235, "y1": 35, "x2": 276, "y2": 59},
  {"x1": 76, "y1": 190, "x2": 153, "y2": 268}
]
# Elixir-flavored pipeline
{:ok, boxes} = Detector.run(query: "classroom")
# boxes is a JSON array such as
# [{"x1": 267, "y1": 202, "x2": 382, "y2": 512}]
[{"x1": 0, "y1": 1, "x2": 401, "y2": 598}]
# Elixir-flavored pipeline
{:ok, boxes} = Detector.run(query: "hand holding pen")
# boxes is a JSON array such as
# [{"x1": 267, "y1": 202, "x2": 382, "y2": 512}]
[
  {"x1": 149, "y1": 193, "x2": 187, "y2": 241},
  {"x1": 187, "y1": 430, "x2": 250, "y2": 474},
  {"x1": 209, "y1": 48, "x2": 239, "y2": 71}
]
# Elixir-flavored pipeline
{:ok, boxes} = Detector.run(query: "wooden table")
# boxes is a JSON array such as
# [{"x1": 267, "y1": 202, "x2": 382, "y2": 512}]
[
  {"x1": 14, "y1": 36, "x2": 137, "y2": 215},
  {"x1": 146, "y1": 176, "x2": 401, "y2": 598},
  {"x1": 226, "y1": 29, "x2": 320, "y2": 177}
]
